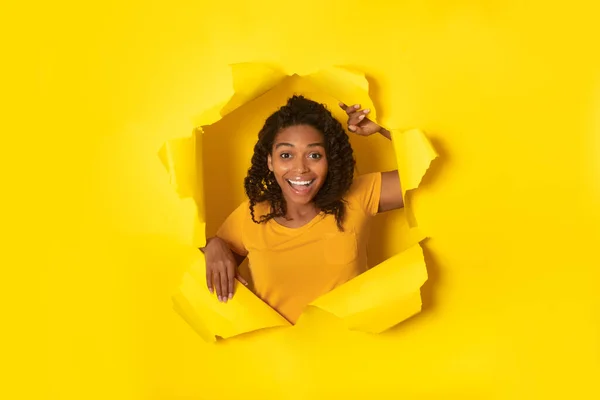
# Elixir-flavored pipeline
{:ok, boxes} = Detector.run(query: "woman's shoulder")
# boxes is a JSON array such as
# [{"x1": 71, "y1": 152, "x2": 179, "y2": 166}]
[
  {"x1": 346, "y1": 172, "x2": 382, "y2": 197},
  {"x1": 343, "y1": 172, "x2": 382, "y2": 216}
]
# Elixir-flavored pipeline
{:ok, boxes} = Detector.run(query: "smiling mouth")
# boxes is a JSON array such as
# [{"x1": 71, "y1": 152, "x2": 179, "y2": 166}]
[
  {"x1": 286, "y1": 179, "x2": 315, "y2": 194},
  {"x1": 287, "y1": 179, "x2": 314, "y2": 186}
]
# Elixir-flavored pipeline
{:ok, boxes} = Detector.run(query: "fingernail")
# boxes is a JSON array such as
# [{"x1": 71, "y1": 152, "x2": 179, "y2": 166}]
[
  {"x1": 364, "y1": 108, "x2": 370, "y2": 113},
  {"x1": 358, "y1": 115, "x2": 365, "y2": 120},
  {"x1": 218, "y1": 296, "x2": 222, "y2": 302},
  {"x1": 229, "y1": 293, "x2": 233, "y2": 299},
  {"x1": 349, "y1": 125, "x2": 356, "y2": 131},
  {"x1": 209, "y1": 288, "x2": 213, "y2": 294},
  {"x1": 354, "y1": 104, "x2": 360, "y2": 109}
]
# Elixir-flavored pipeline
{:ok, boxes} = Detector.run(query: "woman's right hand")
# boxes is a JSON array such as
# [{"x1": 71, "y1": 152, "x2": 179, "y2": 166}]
[{"x1": 202, "y1": 237, "x2": 248, "y2": 303}]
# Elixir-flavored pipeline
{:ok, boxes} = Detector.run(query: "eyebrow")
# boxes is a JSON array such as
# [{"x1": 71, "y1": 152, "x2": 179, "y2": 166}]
[{"x1": 274, "y1": 142, "x2": 324, "y2": 149}]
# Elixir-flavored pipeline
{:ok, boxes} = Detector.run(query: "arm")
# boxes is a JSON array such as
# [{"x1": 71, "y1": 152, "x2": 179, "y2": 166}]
[
  {"x1": 375, "y1": 127, "x2": 404, "y2": 212},
  {"x1": 200, "y1": 237, "x2": 248, "y2": 303},
  {"x1": 339, "y1": 103, "x2": 404, "y2": 213},
  {"x1": 201, "y1": 237, "x2": 247, "y2": 267},
  {"x1": 201, "y1": 203, "x2": 250, "y2": 302}
]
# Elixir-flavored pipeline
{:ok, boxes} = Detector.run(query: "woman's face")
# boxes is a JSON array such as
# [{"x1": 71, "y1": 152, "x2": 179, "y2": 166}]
[{"x1": 267, "y1": 124, "x2": 329, "y2": 206}]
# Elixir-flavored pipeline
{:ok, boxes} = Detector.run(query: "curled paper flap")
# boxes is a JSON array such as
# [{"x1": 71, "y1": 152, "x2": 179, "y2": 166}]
[
  {"x1": 173, "y1": 256, "x2": 290, "y2": 342},
  {"x1": 309, "y1": 243, "x2": 427, "y2": 333},
  {"x1": 220, "y1": 63, "x2": 288, "y2": 118},
  {"x1": 303, "y1": 66, "x2": 378, "y2": 124},
  {"x1": 158, "y1": 136, "x2": 197, "y2": 199},
  {"x1": 194, "y1": 63, "x2": 288, "y2": 127},
  {"x1": 159, "y1": 133, "x2": 206, "y2": 246},
  {"x1": 161, "y1": 63, "x2": 437, "y2": 341},
  {"x1": 391, "y1": 128, "x2": 438, "y2": 227}
]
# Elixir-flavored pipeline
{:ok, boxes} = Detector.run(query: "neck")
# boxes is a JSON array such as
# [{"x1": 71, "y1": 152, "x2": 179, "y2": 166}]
[{"x1": 284, "y1": 201, "x2": 318, "y2": 220}]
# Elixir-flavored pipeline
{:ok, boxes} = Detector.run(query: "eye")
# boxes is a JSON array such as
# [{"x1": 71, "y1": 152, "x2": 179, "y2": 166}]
[
  {"x1": 279, "y1": 152, "x2": 292, "y2": 159},
  {"x1": 308, "y1": 153, "x2": 322, "y2": 160}
]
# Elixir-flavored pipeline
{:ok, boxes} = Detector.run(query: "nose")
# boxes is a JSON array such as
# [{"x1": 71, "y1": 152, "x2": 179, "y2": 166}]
[{"x1": 292, "y1": 157, "x2": 309, "y2": 173}]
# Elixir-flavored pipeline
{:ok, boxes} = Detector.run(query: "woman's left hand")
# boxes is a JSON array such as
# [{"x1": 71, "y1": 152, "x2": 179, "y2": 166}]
[{"x1": 339, "y1": 102, "x2": 382, "y2": 136}]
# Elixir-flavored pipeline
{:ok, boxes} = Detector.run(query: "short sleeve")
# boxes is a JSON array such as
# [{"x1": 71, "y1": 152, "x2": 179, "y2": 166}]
[
  {"x1": 216, "y1": 201, "x2": 249, "y2": 256},
  {"x1": 345, "y1": 172, "x2": 382, "y2": 216}
]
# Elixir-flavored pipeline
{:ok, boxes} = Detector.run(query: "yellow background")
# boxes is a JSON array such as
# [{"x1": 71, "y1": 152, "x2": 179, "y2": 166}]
[{"x1": 4, "y1": 0, "x2": 600, "y2": 398}]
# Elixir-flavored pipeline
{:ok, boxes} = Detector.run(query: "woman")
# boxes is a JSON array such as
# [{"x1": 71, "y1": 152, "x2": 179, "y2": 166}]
[{"x1": 201, "y1": 95, "x2": 404, "y2": 323}]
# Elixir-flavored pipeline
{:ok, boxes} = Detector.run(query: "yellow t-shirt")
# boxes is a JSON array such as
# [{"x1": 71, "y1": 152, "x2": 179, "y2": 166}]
[{"x1": 216, "y1": 172, "x2": 382, "y2": 323}]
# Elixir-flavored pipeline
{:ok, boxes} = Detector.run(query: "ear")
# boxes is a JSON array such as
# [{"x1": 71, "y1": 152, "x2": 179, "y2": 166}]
[{"x1": 267, "y1": 154, "x2": 273, "y2": 172}]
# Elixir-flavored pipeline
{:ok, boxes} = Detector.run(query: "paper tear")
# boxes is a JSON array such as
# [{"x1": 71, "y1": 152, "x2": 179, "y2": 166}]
[
  {"x1": 161, "y1": 63, "x2": 438, "y2": 341},
  {"x1": 173, "y1": 256, "x2": 290, "y2": 341},
  {"x1": 159, "y1": 132, "x2": 206, "y2": 246},
  {"x1": 391, "y1": 128, "x2": 439, "y2": 227},
  {"x1": 308, "y1": 242, "x2": 428, "y2": 333},
  {"x1": 303, "y1": 66, "x2": 378, "y2": 124}
]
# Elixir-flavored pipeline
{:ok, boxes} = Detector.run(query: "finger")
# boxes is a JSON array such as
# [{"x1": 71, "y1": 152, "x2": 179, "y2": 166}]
[
  {"x1": 348, "y1": 113, "x2": 366, "y2": 125},
  {"x1": 236, "y1": 273, "x2": 249, "y2": 286},
  {"x1": 227, "y1": 262, "x2": 235, "y2": 300},
  {"x1": 206, "y1": 268, "x2": 214, "y2": 294},
  {"x1": 339, "y1": 102, "x2": 361, "y2": 115},
  {"x1": 348, "y1": 124, "x2": 367, "y2": 135},
  {"x1": 220, "y1": 267, "x2": 229, "y2": 303},
  {"x1": 348, "y1": 109, "x2": 370, "y2": 126},
  {"x1": 213, "y1": 271, "x2": 222, "y2": 301}
]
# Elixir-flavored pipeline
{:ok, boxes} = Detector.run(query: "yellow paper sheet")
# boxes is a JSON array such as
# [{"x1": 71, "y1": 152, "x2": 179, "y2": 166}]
[
  {"x1": 391, "y1": 128, "x2": 439, "y2": 227},
  {"x1": 158, "y1": 133, "x2": 206, "y2": 247},
  {"x1": 308, "y1": 243, "x2": 427, "y2": 333},
  {"x1": 173, "y1": 254, "x2": 291, "y2": 342},
  {"x1": 162, "y1": 63, "x2": 437, "y2": 341}
]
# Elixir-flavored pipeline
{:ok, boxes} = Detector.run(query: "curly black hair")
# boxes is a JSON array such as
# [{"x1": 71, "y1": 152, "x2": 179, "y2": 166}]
[{"x1": 244, "y1": 95, "x2": 356, "y2": 231}]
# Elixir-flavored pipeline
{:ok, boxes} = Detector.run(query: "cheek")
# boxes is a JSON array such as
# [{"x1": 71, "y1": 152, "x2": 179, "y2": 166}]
[{"x1": 272, "y1": 159, "x2": 290, "y2": 176}]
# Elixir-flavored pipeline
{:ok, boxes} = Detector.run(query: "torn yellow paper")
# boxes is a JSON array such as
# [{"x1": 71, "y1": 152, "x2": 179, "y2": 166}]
[
  {"x1": 308, "y1": 243, "x2": 427, "y2": 333},
  {"x1": 158, "y1": 133, "x2": 206, "y2": 246},
  {"x1": 173, "y1": 256, "x2": 290, "y2": 342},
  {"x1": 303, "y1": 66, "x2": 377, "y2": 124},
  {"x1": 391, "y1": 128, "x2": 439, "y2": 227},
  {"x1": 219, "y1": 63, "x2": 288, "y2": 119},
  {"x1": 161, "y1": 63, "x2": 437, "y2": 341}
]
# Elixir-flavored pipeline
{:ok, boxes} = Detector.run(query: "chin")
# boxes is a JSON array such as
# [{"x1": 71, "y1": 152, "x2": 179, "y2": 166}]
[{"x1": 290, "y1": 196, "x2": 317, "y2": 205}]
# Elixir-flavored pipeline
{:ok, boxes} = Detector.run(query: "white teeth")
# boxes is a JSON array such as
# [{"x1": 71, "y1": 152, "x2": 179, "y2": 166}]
[{"x1": 288, "y1": 180, "x2": 313, "y2": 186}]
